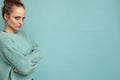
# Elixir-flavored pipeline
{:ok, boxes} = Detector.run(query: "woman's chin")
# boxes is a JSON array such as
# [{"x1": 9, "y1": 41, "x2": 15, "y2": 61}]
[{"x1": 16, "y1": 27, "x2": 21, "y2": 30}]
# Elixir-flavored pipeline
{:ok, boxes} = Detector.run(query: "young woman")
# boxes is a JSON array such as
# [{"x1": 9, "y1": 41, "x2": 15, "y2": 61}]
[{"x1": 0, "y1": 0, "x2": 42, "y2": 80}]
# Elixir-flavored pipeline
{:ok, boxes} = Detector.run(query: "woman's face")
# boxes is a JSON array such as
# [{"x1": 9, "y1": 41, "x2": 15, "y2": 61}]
[{"x1": 4, "y1": 6, "x2": 25, "y2": 33}]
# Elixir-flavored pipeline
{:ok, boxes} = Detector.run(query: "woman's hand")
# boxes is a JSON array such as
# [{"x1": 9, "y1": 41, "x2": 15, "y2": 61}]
[{"x1": 13, "y1": 68, "x2": 18, "y2": 72}]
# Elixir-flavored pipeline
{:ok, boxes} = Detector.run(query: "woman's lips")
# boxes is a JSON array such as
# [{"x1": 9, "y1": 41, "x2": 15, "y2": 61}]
[{"x1": 17, "y1": 25, "x2": 21, "y2": 28}]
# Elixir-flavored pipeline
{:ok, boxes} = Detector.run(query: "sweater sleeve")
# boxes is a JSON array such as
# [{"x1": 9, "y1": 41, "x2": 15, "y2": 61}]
[
  {"x1": 20, "y1": 31, "x2": 42, "y2": 63},
  {"x1": 28, "y1": 41, "x2": 42, "y2": 64},
  {"x1": 1, "y1": 40, "x2": 38, "y2": 76}
]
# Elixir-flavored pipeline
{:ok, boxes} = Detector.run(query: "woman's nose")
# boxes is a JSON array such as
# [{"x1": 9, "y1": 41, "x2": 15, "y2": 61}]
[{"x1": 19, "y1": 19, "x2": 24, "y2": 24}]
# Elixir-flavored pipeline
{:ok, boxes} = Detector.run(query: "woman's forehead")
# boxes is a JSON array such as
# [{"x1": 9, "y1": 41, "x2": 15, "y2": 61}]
[{"x1": 11, "y1": 6, "x2": 25, "y2": 16}]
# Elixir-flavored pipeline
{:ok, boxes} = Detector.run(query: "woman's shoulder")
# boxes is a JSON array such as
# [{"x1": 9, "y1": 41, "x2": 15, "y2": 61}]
[
  {"x1": 17, "y1": 30, "x2": 27, "y2": 36},
  {"x1": 0, "y1": 30, "x2": 23, "y2": 44},
  {"x1": 0, "y1": 31, "x2": 11, "y2": 45},
  {"x1": 0, "y1": 31, "x2": 8, "y2": 40}
]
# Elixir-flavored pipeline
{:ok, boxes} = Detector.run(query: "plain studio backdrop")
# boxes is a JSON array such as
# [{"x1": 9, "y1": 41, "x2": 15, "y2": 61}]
[{"x1": 0, "y1": 0, "x2": 120, "y2": 80}]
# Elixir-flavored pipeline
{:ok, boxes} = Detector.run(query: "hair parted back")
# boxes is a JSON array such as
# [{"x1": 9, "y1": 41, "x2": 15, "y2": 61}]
[{"x1": 2, "y1": 0, "x2": 25, "y2": 19}]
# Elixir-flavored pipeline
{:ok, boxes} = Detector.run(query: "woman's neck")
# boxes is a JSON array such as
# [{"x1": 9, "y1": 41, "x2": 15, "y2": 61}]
[{"x1": 4, "y1": 26, "x2": 17, "y2": 34}]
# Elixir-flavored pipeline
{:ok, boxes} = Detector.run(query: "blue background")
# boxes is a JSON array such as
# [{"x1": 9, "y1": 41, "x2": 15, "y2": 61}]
[{"x1": 0, "y1": 0, "x2": 120, "y2": 80}]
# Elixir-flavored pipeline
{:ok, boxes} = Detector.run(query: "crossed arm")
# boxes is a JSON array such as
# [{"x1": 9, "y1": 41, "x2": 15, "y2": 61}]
[{"x1": 1, "y1": 40, "x2": 42, "y2": 76}]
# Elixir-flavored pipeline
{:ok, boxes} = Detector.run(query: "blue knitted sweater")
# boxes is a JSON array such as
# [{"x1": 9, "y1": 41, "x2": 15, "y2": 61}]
[{"x1": 0, "y1": 31, "x2": 42, "y2": 80}]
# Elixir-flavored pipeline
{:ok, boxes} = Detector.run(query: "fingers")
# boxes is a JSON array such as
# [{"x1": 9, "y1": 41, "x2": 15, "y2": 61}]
[{"x1": 13, "y1": 68, "x2": 18, "y2": 72}]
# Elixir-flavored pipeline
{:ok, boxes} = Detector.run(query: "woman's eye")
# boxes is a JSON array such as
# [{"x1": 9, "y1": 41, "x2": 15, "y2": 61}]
[
  {"x1": 15, "y1": 17, "x2": 20, "y2": 20},
  {"x1": 22, "y1": 17, "x2": 25, "y2": 21}
]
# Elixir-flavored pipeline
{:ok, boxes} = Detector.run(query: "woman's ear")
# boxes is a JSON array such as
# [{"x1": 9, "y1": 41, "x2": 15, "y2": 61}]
[{"x1": 4, "y1": 14, "x2": 9, "y2": 22}]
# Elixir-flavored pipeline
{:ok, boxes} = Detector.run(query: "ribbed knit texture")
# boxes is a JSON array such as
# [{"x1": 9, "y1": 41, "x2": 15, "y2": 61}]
[{"x1": 0, "y1": 30, "x2": 42, "y2": 80}]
